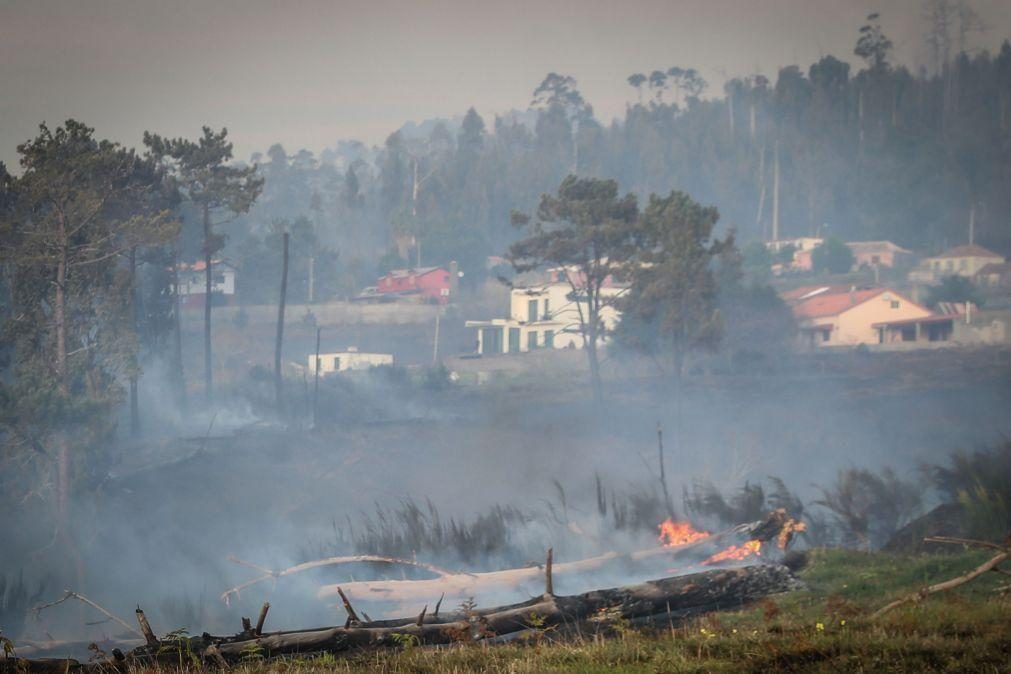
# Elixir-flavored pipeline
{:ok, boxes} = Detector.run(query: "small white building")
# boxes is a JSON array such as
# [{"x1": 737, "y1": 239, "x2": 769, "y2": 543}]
[
  {"x1": 174, "y1": 259, "x2": 237, "y2": 308},
  {"x1": 309, "y1": 347, "x2": 393, "y2": 374}
]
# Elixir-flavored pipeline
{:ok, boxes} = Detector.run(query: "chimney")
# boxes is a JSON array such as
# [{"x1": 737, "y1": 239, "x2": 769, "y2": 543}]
[
  {"x1": 849, "y1": 285, "x2": 856, "y2": 305},
  {"x1": 448, "y1": 260, "x2": 459, "y2": 299}
]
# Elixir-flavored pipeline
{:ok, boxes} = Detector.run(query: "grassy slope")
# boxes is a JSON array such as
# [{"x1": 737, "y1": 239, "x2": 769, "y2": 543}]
[{"x1": 222, "y1": 549, "x2": 1009, "y2": 673}]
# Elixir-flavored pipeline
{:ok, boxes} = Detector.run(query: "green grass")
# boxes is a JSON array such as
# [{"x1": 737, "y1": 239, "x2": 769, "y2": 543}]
[{"x1": 140, "y1": 550, "x2": 1011, "y2": 672}]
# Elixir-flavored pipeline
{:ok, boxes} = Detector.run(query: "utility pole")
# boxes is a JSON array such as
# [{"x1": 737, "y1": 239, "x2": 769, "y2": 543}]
[
  {"x1": 432, "y1": 308, "x2": 441, "y2": 365},
  {"x1": 312, "y1": 327, "x2": 321, "y2": 428},
  {"x1": 274, "y1": 232, "x2": 289, "y2": 415},
  {"x1": 772, "y1": 140, "x2": 781, "y2": 241}
]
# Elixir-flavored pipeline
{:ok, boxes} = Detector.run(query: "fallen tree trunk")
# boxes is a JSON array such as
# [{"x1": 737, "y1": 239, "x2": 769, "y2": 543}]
[
  {"x1": 317, "y1": 510, "x2": 801, "y2": 608},
  {"x1": 7, "y1": 564, "x2": 798, "y2": 671},
  {"x1": 208, "y1": 563, "x2": 799, "y2": 661}
]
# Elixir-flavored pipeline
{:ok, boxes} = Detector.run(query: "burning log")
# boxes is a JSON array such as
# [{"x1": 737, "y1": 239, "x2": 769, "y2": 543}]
[{"x1": 316, "y1": 510, "x2": 802, "y2": 609}]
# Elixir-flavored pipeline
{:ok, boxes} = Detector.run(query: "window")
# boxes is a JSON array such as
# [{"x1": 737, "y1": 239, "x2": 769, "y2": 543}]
[
  {"x1": 901, "y1": 327, "x2": 915, "y2": 342},
  {"x1": 959, "y1": 259, "x2": 967, "y2": 270},
  {"x1": 821, "y1": 329, "x2": 830, "y2": 342},
  {"x1": 543, "y1": 298, "x2": 550, "y2": 319},
  {"x1": 871, "y1": 255, "x2": 880, "y2": 264},
  {"x1": 527, "y1": 331, "x2": 538, "y2": 350},
  {"x1": 508, "y1": 327, "x2": 520, "y2": 353},
  {"x1": 528, "y1": 299, "x2": 538, "y2": 323},
  {"x1": 333, "y1": 357, "x2": 341, "y2": 370},
  {"x1": 544, "y1": 330, "x2": 554, "y2": 348},
  {"x1": 481, "y1": 327, "x2": 503, "y2": 354},
  {"x1": 890, "y1": 300, "x2": 900, "y2": 309}
]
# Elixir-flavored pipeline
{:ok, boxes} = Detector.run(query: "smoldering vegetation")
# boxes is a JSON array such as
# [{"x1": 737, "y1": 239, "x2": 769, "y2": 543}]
[
  {"x1": 4, "y1": 353, "x2": 1011, "y2": 645},
  {"x1": 2, "y1": 5, "x2": 1011, "y2": 658}
]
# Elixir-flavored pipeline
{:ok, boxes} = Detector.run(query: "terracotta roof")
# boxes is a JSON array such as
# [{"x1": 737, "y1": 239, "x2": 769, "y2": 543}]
[
  {"x1": 780, "y1": 285, "x2": 851, "y2": 303},
  {"x1": 930, "y1": 244, "x2": 1003, "y2": 260},
  {"x1": 385, "y1": 266, "x2": 445, "y2": 278},
  {"x1": 175, "y1": 259, "x2": 232, "y2": 272},
  {"x1": 791, "y1": 288, "x2": 886, "y2": 319},
  {"x1": 846, "y1": 240, "x2": 911, "y2": 254}
]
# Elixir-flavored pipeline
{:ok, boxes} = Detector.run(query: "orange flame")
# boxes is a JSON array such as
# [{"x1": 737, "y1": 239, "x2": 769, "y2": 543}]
[
  {"x1": 702, "y1": 539, "x2": 762, "y2": 565},
  {"x1": 658, "y1": 518, "x2": 710, "y2": 547}
]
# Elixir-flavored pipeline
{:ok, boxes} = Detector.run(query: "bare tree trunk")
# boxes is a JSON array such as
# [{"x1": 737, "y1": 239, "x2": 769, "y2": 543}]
[
  {"x1": 171, "y1": 247, "x2": 186, "y2": 412},
  {"x1": 55, "y1": 224, "x2": 70, "y2": 523},
  {"x1": 657, "y1": 424, "x2": 674, "y2": 518},
  {"x1": 755, "y1": 145, "x2": 766, "y2": 238},
  {"x1": 771, "y1": 140, "x2": 780, "y2": 241},
  {"x1": 1001, "y1": 90, "x2": 1008, "y2": 133},
  {"x1": 202, "y1": 204, "x2": 213, "y2": 403},
  {"x1": 312, "y1": 327, "x2": 321, "y2": 428},
  {"x1": 128, "y1": 246, "x2": 139, "y2": 436},
  {"x1": 858, "y1": 89, "x2": 865, "y2": 157},
  {"x1": 727, "y1": 87, "x2": 735, "y2": 137},
  {"x1": 274, "y1": 232, "x2": 289, "y2": 414}
]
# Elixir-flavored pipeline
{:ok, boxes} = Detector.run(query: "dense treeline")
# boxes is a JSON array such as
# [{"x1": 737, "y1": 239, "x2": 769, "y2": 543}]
[{"x1": 227, "y1": 16, "x2": 1011, "y2": 294}]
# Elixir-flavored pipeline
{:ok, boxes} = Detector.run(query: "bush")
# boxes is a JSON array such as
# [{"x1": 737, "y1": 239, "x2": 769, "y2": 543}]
[
  {"x1": 929, "y1": 443, "x2": 1011, "y2": 542},
  {"x1": 814, "y1": 468, "x2": 921, "y2": 549},
  {"x1": 811, "y1": 238, "x2": 855, "y2": 274},
  {"x1": 926, "y1": 275, "x2": 984, "y2": 309}
]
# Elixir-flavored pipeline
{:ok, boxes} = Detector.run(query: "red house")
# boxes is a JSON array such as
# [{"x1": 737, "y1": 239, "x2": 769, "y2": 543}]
[{"x1": 376, "y1": 266, "x2": 451, "y2": 304}]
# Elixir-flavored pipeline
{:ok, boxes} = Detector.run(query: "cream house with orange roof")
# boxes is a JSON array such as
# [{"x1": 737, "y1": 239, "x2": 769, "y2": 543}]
[
  {"x1": 912, "y1": 244, "x2": 1005, "y2": 283},
  {"x1": 784, "y1": 286, "x2": 939, "y2": 348}
]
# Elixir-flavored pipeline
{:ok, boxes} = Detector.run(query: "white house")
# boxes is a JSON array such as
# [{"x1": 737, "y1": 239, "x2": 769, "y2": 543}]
[
  {"x1": 174, "y1": 259, "x2": 236, "y2": 308},
  {"x1": 466, "y1": 274, "x2": 626, "y2": 355},
  {"x1": 309, "y1": 347, "x2": 393, "y2": 374}
]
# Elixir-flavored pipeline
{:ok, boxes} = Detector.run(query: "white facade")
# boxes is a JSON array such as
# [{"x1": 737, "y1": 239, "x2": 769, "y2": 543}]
[
  {"x1": 176, "y1": 261, "x2": 236, "y2": 296},
  {"x1": 466, "y1": 281, "x2": 625, "y2": 355},
  {"x1": 309, "y1": 348, "x2": 394, "y2": 374}
]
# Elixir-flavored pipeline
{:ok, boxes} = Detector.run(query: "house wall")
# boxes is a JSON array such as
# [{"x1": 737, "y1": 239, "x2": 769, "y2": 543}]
[
  {"x1": 377, "y1": 269, "x2": 450, "y2": 302},
  {"x1": 925, "y1": 254, "x2": 1005, "y2": 278},
  {"x1": 178, "y1": 268, "x2": 235, "y2": 296},
  {"x1": 507, "y1": 283, "x2": 623, "y2": 332},
  {"x1": 310, "y1": 351, "x2": 394, "y2": 374},
  {"x1": 852, "y1": 250, "x2": 902, "y2": 268},
  {"x1": 828, "y1": 291, "x2": 931, "y2": 345}
]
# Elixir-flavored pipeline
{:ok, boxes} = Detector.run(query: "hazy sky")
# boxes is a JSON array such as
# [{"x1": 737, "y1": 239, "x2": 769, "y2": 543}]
[{"x1": 2, "y1": 0, "x2": 1010, "y2": 169}]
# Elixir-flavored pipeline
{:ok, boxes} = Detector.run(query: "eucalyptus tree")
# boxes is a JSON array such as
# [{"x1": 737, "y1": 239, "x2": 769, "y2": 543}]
[{"x1": 143, "y1": 127, "x2": 262, "y2": 402}]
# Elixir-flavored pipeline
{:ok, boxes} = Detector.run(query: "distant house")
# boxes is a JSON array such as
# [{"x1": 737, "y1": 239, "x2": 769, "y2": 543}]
[
  {"x1": 914, "y1": 244, "x2": 1005, "y2": 282},
  {"x1": 846, "y1": 241, "x2": 913, "y2": 269},
  {"x1": 976, "y1": 261, "x2": 1011, "y2": 289},
  {"x1": 766, "y1": 237, "x2": 823, "y2": 272},
  {"x1": 783, "y1": 285, "x2": 949, "y2": 347},
  {"x1": 792, "y1": 240, "x2": 912, "y2": 273},
  {"x1": 309, "y1": 347, "x2": 393, "y2": 375},
  {"x1": 376, "y1": 266, "x2": 452, "y2": 304},
  {"x1": 174, "y1": 259, "x2": 236, "y2": 309},
  {"x1": 465, "y1": 269, "x2": 626, "y2": 355}
]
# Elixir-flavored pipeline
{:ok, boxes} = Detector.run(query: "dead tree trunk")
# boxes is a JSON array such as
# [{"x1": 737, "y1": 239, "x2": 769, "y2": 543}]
[
  {"x1": 128, "y1": 246, "x2": 139, "y2": 436},
  {"x1": 214, "y1": 564, "x2": 797, "y2": 661},
  {"x1": 203, "y1": 203, "x2": 213, "y2": 403},
  {"x1": 274, "y1": 232, "x2": 289, "y2": 414}
]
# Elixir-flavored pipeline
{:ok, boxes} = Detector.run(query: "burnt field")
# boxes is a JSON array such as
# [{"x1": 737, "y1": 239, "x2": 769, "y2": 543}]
[{"x1": 5, "y1": 347, "x2": 1010, "y2": 649}]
